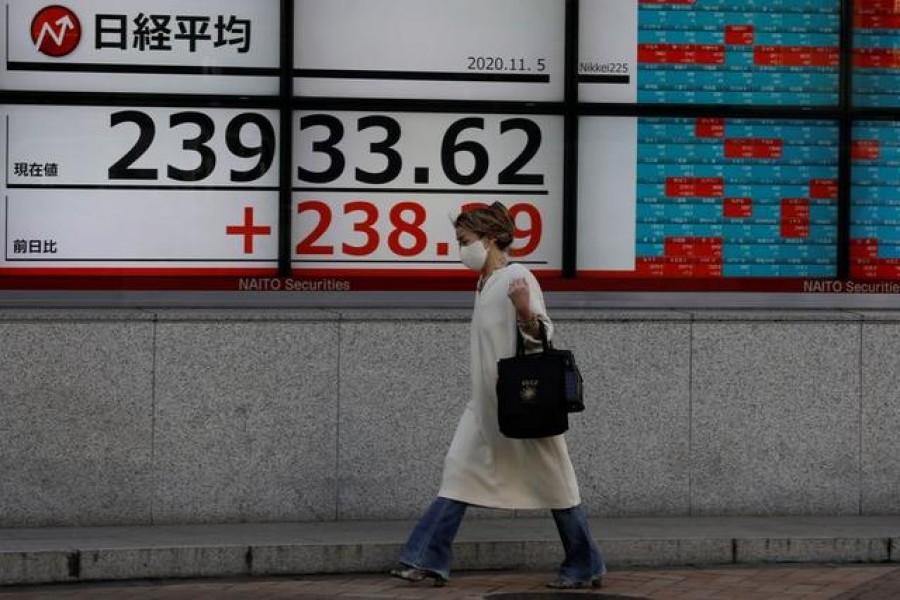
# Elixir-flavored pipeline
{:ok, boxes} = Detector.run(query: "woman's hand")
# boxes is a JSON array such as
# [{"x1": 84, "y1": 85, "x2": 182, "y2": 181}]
[{"x1": 507, "y1": 277, "x2": 531, "y2": 316}]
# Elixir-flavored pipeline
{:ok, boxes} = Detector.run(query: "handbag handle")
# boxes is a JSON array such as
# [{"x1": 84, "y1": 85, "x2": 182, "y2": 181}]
[{"x1": 515, "y1": 319, "x2": 551, "y2": 356}]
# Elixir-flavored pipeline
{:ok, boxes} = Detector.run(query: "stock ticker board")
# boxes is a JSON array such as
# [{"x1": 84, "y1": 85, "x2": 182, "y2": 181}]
[
  {"x1": 578, "y1": 117, "x2": 839, "y2": 278},
  {"x1": 635, "y1": 118, "x2": 838, "y2": 277},
  {"x1": 854, "y1": 0, "x2": 900, "y2": 107},
  {"x1": 638, "y1": 0, "x2": 839, "y2": 105},
  {"x1": 580, "y1": 0, "x2": 841, "y2": 105},
  {"x1": 852, "y1": 121, "x2": 900, "y2": 279}
]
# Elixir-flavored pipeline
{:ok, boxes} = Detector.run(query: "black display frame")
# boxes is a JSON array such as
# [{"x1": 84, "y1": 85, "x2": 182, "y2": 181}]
[{"x1": 0, "y1": 0, "x2": 896, "y2": 292}]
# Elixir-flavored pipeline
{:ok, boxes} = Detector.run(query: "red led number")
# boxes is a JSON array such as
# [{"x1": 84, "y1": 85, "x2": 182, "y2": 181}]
[
  {"x1": 388, "y1": 202, "x2": 427, "y2": 256},
  {"x1": 297, "y1": 201, "x2": 432, "y2": 258},
  {"x1": 296, "y1": 201, "x2": 333, "y2": 255},
  {"x1": 342, "y1": 201, "x2": 379, "y2": 256},
  {"x1": 293, "y1": 202, "x2": 544, "y2": 258}
]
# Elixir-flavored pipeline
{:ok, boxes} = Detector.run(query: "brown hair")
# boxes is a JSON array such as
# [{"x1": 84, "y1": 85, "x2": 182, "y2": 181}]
[{"x1": 454, "y1": 202, "x2": 515, "y2": 250}]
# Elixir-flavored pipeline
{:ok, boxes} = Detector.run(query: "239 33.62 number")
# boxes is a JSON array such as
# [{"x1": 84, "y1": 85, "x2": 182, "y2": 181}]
[
  {"x1": 108, "y1": 110, "x2": 275, "y2": 182},
  {"x1": 298, "y1": 115, "x2": 544, "y2": 187}
]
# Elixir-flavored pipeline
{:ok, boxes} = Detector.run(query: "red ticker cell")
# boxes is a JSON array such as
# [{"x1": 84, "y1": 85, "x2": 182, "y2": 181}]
[
  {"x1": 638, "y1": 44, "x2": 725, "y2": 65},
  {"x1": 724, "y1": 138, "x2": 784, "y2": 159},
  {"x1": 725, "y1": 25, "x2": 755, "y2": 45},
  {"x1": 852, "y1": 140, "x2": 880, "y2": 160},
  {"x1": 753, "y1": 46, "x2": 839, "y2": 67},
  {"x1": 850, "y1": 238, "x2": 900, "y2": 280},
  {"x1": 664, "y1": 237, "x2": 724, "y2": 259},
  {"x1": 809, "y1": 179, "x2": 838, "y2": 199},
  {"x1": 851, "y1": 239, "x2": 879, "y2": 260},
  {"x1": 855, "y1": 14, "x2": 900, "y2": 29},
  {"x1": 665, "y1": 177, "x2": 724, "y2": 198},
  {"x1": 723, "y1": 198, "x2": 753, "y2": 218},
  {"x1": 636, "y1": 258, "x2": 723, "y2": 278},
  {"x1": 781, "y1": 220, "x2": 811, "y2": 239},
  {"x1": 695, "y1": 118, "x2": 725, "y2": 138},
  {"x1": 852, "y1": 260, "x2": 900, "y2": 280},
  {"x1": 853, "y1": 48, "x2": 900, "y2": 68},
  {"x1": 855, "y1": 0, "x2": 900, "y2": 13}
]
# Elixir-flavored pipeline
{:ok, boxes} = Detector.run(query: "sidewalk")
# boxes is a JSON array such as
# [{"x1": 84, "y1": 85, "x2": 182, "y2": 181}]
[
  {"x1": 2, "y1": 516, "x2": 899, "y2": 592},
  {"x1": 2, "y1": 565, "x2": 900, "y2": 599}
]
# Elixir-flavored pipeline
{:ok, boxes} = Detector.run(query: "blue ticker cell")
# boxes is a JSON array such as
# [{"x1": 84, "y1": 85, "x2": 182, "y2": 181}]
[
  {"x1": 854, "y1": 122, "x2": 900, "y2": 142},
  {"x1": 723, "y1": 264, "x2": 836, "y2": 277},
  {"x1": 637, "y1": 90, "x2": 836, "y2": 105},
  {"x1": 637, "y1": 223, "x2": 725, "y2": 237},
  {"x1": 855, "y1": 94, "x2": 900, "y2": 109},
  {"x1": 637, "y1": 31, "x2": 836, "y2": 46},
  {"x1": 852, "y1": 206, "x2": 900, "y2": 224},
  {"x1": 852, "y1": 187, "x2": 900, "y2": 205},
  {"x1": 876, "y1": 244, "x2": 900, "y2": 259},
  {"x1": 639, "y1": 30, "x2": 723, "y2": 44},
  {"x1": 725, "y1": 121, "x2": 837, "y2": 139},
  {"x1": 637, "y1": 164, "x2": 837, "y2": 182},
  {"x1": 851, "y1": 226, "x2": 900, "y2": 244},
  {"x1": 639, "y1": 11, "x2": 837, "y2": 33},
  {"x1": 638, "y1": 203, "x2": 722, "y2": 220},
  {"x1": 637, "y1": 234, "x2": 832, "y2": 245},
  {"x1": 723, "y1": 244, "x2": 835, "y2": 260},
  {"x1": 635, "y1": 223, "x2": 834, "y2": 240},
  {"x1": 753, "y1": 32, "x2": 838, "y2": 46},
  {"x1": 636, "y1": 203, "x2": 836, "y2": 223},
  {"x1": 725, "y1": 185, "x2": 816, "y2": 199},
  {"x1": 636, "y1": 243, "x2": 666, "y2": 258},
  {"x1": 639, "y1": 0, "x2": 836, "y2": 12},
  {"x1": 639, "y1": 70, "x2": 837, "y2": 96},
  {"x1": 853, "y1": 167, "x2": 900, "y2": 186},
  {"x1": 724, "y1": 257, "x2": 835, "y2": 265}
]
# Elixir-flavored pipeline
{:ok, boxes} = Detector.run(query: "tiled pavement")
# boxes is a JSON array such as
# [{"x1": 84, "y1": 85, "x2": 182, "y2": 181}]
[{"x1": 2, "y1": 565, "x2": 900, "y2": 600}]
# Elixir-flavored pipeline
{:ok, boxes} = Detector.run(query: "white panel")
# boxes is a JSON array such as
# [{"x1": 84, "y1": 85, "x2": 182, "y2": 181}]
[
  {"x1": 1, "y1": 0, "x2": 279, "y2": 94},
  {"x1": 2, "y1": 105, "x2": 279, "y2": 270},
  {"x1": 295, "y1": 0, "x2": 565, "y2": 101},
  {"x1": 577, "y1": 117, "x2": 638, "y2": 271},
  {"x1": 578, "y1": 0, "x2": 638, "y2": 103}
]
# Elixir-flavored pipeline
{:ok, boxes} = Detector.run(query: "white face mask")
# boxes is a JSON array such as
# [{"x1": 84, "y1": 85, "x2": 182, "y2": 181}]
[{"x1": 459, "y1": 238, "x2": 488, "y2": 271}]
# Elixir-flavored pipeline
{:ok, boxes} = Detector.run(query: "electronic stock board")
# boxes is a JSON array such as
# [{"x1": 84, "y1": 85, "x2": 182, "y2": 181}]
[{"x1": 2, "y1": 0, "x2": 899, "y2": 294}]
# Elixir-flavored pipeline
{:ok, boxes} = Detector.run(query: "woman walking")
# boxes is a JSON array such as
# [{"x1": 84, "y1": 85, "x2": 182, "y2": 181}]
[{"x1": 391, "y1": 202, "x2": 606, "y2": 589}]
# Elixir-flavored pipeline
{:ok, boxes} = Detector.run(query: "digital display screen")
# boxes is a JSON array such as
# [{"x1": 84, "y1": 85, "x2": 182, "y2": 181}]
[
  {"x1": 0, "y1": 0, "x2": 279, "y2": 95},
  {"x1": 579, "y1": 117, "x2": 839, "y2": 278},
  {"x1": 579, "y1": 0, "x2": 840, "y2": 105},
  {"x1": 294, "y1": 0, "x2": 565, "y2": 102},
  {"x1": 1, "y1": 1, "x2": 892, "y2": 295},
  {"x1": 853, "y1": 0, "x2": 900, "y2": 108},
  {"x1": 851, "y1": 121, "x2": 900, "y2": 279},
  {"x1": 2, "y1": 105, "x2": 280, "y2": 274},
  {"x1": 292, "y1": 111, "x2": 564, "y2": 276}
]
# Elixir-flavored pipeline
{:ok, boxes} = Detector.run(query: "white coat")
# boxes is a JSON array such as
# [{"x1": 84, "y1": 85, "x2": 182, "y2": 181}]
[{"x1": 437, "y1": 262, "x2": 582, "y2": 509}]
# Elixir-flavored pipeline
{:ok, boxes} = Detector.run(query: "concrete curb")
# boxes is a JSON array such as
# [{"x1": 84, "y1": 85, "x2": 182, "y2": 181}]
[{"x1": 2, "y1": 518, "x2": 898, "y2": 586}]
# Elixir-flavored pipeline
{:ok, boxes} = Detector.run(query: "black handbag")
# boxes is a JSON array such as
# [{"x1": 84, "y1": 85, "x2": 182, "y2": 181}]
[{"x1": 496, "y1": 322, "x2": 584, "y2": 439}]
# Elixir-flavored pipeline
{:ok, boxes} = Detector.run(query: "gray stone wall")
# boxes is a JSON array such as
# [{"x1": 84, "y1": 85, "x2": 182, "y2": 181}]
[{"x1": 1, "y1": 308, "x2": 897, "y2": 527}]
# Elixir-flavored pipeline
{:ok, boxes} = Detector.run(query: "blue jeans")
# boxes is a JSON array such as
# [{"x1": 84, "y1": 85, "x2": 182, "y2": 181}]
[{"x1": 398, "y1": 497, "x2": 606, "y2": 581}]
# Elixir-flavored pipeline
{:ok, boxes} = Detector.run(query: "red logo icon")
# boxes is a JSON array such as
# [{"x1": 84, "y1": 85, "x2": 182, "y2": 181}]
[{"x1": 31, "y1": 5, "x2": 81, "y2": 57}]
